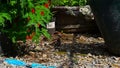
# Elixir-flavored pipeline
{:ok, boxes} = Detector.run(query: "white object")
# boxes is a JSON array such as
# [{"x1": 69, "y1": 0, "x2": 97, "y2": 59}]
[{"x1": 47, "y1": 22, "x2": 55, "y2": 29}]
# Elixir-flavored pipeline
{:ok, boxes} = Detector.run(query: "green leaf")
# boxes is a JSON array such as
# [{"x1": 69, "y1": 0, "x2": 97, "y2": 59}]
[
  {"x1": 0, "y1": 17, "x2": 5, "y2": 26},
  {"x1": 10, "y1": 0, "x2": 17, "y2": 6},
  {"x1": 41, "y1": 28, "x2": 51, "y2": 39},
  {"x1": 41, "y1": 17, "x2": 49, "y2": 23},
  {"x1": 20, "y1": 0, "x2": 27, "y2": 8},
  {"x1": 23, "y1": 13, "x2": 29, "y2": 18},
  {"x1": 0, "y1": 13, "x2": 11, "y2": 21},
  {"x1": 71, "y1": 1, "x2": 78, "y2": 6},
  {"x1": 32, "y1": 35, "x2": 40, "y2": 43},
  {"x1": 27, "y1": 19, "x2": 35, "y2": 26},
  {"x1": 37, "y1": 0, "x2": 48, "y2": 4},
  {"x1": 29, "y1": 12, "x2": 35, "y2": 19},
  {"x1": 12, "y1": 36, "x2": 16, "y2": 43},
  {"x1": 28, "y1": 1, "x2": 34, "y2": 8}
]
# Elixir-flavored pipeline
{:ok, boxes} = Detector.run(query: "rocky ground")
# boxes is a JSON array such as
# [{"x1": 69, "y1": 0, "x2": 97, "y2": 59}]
[{"x1": 0, "y1": 32, "x2": 120, "y2": 68}]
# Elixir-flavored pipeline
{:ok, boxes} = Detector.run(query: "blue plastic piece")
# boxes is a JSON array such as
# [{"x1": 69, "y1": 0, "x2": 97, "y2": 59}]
[
  {"x1": 31, "y1": 63, "x2": 46, "y2": 68},
  {"x1": 40, "y1": 66, "x2": 47, "y2": 68},
  {"x1": 48, "y1": 66, "x2": 56, "y2": 68},
  {"x1": 4, "y1": 58, "x2": 56, "y2": 68},
  {"x1": 4, "y1": 58, "x2": 26, "y2": 66}
]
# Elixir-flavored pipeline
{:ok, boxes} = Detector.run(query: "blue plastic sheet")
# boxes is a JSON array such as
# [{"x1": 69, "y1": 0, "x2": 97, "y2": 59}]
[
  {"x1": 4, "y1": 58, "x2": 56, "y2": 68},
  {"x1": 31, "y1": 63, "x2": 56, "y2": 68},
  {"x1": 48, "y1": 66, "x2": 56, "y2": 68},
  {"x1": 4, "y1": 58, "x2": 26, "y2": 66},
  {"x1": 31, "y1": 63, "x2": 46, "y2": 68}
]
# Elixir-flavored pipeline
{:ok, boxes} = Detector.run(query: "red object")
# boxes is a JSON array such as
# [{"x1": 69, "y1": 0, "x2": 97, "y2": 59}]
[
  {"x1": 26, "y1": 35, "x2": 30, "y2": 40},
  {"x1": 31, "y1": 8, "x2": 35, "y2": 13},
  {"x1": 29, "y1": 36, "x2": 32, "y2": 39},
  {"x1": 26, "y1": 35, "x2": 32, "y2": 40},
  {"x1": 40, "y1": 11, "x2": 44, "y2": 16},
  {"x1": 44, "y1": 3, "x2": 49, "y2": 8}
]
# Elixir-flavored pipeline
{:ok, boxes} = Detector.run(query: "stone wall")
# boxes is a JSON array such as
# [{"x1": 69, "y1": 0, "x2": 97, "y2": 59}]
[{"x1": 51, "y1": 5, "x2": 99, "y2": 33}]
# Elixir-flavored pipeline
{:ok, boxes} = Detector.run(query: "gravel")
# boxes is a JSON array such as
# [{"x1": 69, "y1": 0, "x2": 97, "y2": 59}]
[{"x1": 0, "y1": 33, "x2": 120, "y2": 68}]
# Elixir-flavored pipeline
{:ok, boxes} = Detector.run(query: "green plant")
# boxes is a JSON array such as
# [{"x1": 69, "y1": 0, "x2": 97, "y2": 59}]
[
  {"x1": 0, "y1": 0, "x2": 52, "y2": 43},
  {"x1": 51, "y1": 0, "x2": 87, "y2": 6}
]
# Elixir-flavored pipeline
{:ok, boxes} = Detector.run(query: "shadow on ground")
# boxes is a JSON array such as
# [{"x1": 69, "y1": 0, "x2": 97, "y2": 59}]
[{"x1": 54, "y1": 42, "x2": 109, "y2": 56}]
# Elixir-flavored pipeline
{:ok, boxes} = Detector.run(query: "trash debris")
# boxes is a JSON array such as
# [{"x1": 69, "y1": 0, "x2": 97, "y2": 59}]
[
  {"x1": 4, "y1": 58, "x2": 56, "y2": 68},
  {"x1": 4, "y1": 58, "x2": 26, "y2": 66},
  {"x1": 31, "y1": 63, "x2": 45, "y2": 68}
]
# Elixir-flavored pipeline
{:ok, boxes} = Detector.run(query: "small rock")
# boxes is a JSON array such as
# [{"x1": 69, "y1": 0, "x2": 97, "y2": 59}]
[
  {"x1": 87, "y1": 53, "x2": 92, "y2": 57},
  {"x1": 42, "y1": 54, "x2": 47, "y2": 58},
  {"x1": 79, "y1": 5, "x2": 94, "y2": 19},
  {"x1": 29, "y1": 51, "x2": 35, "y2": 57},
  {"x1": 34, "y1": 46, "x2": 41, "y2": 51},
  {"x1": 111, "y1": 56, "x2": 119, "y2": 61},
  {"x1": 112, "y1": 64, "x2": 120, "y2": 68},
  {"x1": 98, "y1": 37, "x2": 104, "y2": 41}
]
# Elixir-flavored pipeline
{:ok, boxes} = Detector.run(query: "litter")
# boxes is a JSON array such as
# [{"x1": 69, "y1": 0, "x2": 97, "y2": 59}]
[
  {"x1": 4, "y1": 58, "x2": 56, "y2": 68},
  {"x1": 4, "y1": 58, "x2": 26, "y2": 66}
]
